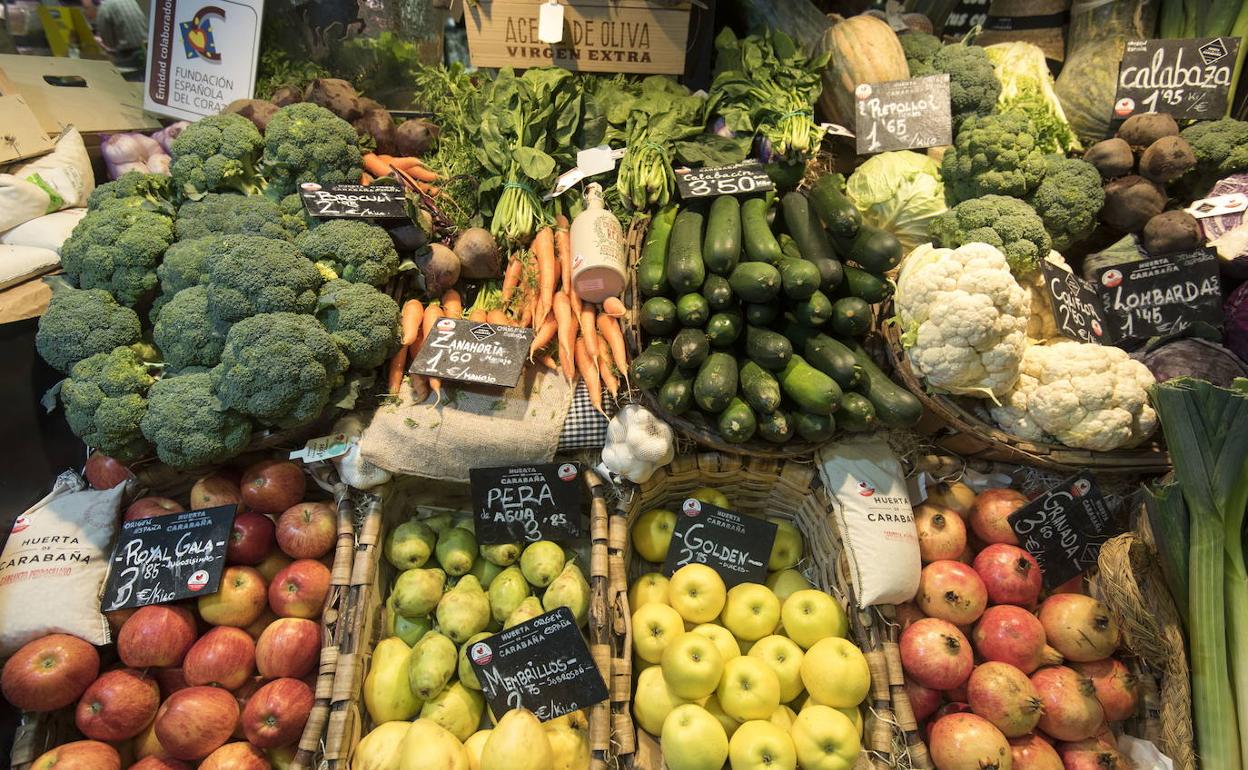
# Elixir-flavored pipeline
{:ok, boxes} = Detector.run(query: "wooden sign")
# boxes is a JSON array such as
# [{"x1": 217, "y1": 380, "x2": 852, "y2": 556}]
[
  {"x1": 662, "y1": 499, "x2": 777, "y2": 587},
  {"x1": 470, "y1": 462, "x2": 583, "y2": 544},
  {"x1": 464, "y1": 1, "x2": 691, "y2": 75},
  {"x1": 102, "y1": 505, "x2": 236, "y2": 611},
  {"x1": 1008, "y1": 475, "x2": 1124, "y2": 589}
]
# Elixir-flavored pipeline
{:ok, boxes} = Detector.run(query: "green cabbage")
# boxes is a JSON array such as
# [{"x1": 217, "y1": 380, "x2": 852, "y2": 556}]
[
  {"x1": 845, "y1": 151, "x2": 946, "y2": 252},
  {"x1": 985, "y1": 42, "x2": 1081, "y2": 154}
]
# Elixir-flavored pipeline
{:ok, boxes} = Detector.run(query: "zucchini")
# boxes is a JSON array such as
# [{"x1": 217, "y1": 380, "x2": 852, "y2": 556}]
[
  {"x1": 701, "y1": 274, "x2": 735, "y2": 311},
  {"x1": 802, "y1": 332, "x2": 865, "y2": 390},
  {"x1": 812, "y1": 257, "x2": 845, "y2": 294},
  {"x1": 791, "y1": 290, "x2": 834, "y2": 327},
  {"x1": 694, "y1": 352, "x2": 738, "y2": 413},
  {"x1": 808, "y1": 174, "x2": 862, "y2": 239},
  {"x1": 739, "y1": 361, "x2": 782, "y2": 415},
  {"x1": 778, "y1": 354, "x2": 842, "y2": 415},
  {"x1": 741, "y1": 198, "x2": 783, "y2": 265},
  {"x1": 839, "y1": 392, "x2": 878, "y2": 432},
  {"x1": 779, "y1": 234, "x2": 801, "y2": 261},
  {"x1": 630, "y1": 340, "x2": 671, "y2": 391},
  {"x1": 841, "y1": 266, "x2": 892, "y2": 303},
  {"x1": 756, "y1": 409, "x2": 795, "y2": 444},
  {"x1": 706, "y1": 311, "x2": 743, "y2": 348},
  {"x1": 676, "y1": 293, "x2": 710, "y2": 328},
  {"x1": 670, "y1": 328, "x2": 710, "y2": 370},
  {"x1": 849, "y1": 343, "x2": 923, "y2": 429},
  {"x1": 830, "y1": 297, "x2": 872, "y2": 338},
  {"x1": 728, "y1": 263, "x2": 781, "y2": 303},
  {"x1": 717, "y1": 397, "x2": 757, "y2": 444},
  {"x1": 639, "y1": 297, "x2": 679, "y2": 337},
  {"x1": 745, "y1": 303, "x2": 779, "y2": 326},
  {"x1": 745, "y1": 326, "x2": 793, "y2": 372},
  {"x1": 637, "y1": 205, "x2": 677, "y2": 297},
  {"x1": 658, "y1": 366, "x2": 695, "y2": 415},
  {"x1": 848, "y1": 224, "x2": 902, "y2": 275},
  {"x1": 666, "y1": 210, "x2": 706, "y2": 293},
  {"x1": 704, "y1": 196, "x2": 741, "y2": 275},
  {"x1": 782, "y1": 191, "x2": 837, "y2": 263},
  {"x1": 777, "y1": 258, "x2": 822, "y2": 300},
  {"x1": 794, "y1": 412, "x2": 836, "y2": 443}
]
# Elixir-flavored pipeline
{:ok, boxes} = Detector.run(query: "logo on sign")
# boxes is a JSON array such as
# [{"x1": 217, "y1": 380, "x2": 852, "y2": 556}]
[
  {"x1": 1070, "y1": 478, "x2": 1092, "y2": 497},
  {"x1": 470, "y1": 324, "x2": 496, "y2": 341},
  {"x1": 558, "y1": 463, "x2": 578, "y2": 482},
  {"x1": 180, "y1": 6, "x2": 224, "y2": 61},
  {"x1": 470, "y1": 642, "x2": 493, "y2": 665},
  {"x1": 11, "y1": 512, "x2": 31, "y2": 534},
  {"x1": 854, "y1": 83, "x2": 873, "y2": 99},
  {"x1": 1101, "y1": 269, "x2": 1124, "y2": 288},
  {"x1": 187, "y1": 570, "x2": 210, "y2": 591},
  {"x1": 436, "y1": 318, "x2": 456, "y2": 332},
  {"x1": 1200, "y1": 38, "x2": 1229, "y2": 64},
  {"x1": 1113, "y1": 98, "x2": 1136, "y2": 117},
  {"x1": 856, "y1": 480, "x2": 877, "y2": 497},
  {"x1": 682, "y1": 499, "x2": 702, "y2": 516}
]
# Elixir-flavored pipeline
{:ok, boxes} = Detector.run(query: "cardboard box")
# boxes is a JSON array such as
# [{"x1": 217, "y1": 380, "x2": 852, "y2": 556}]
[
  {"x1": 0, "y1": 94, "x2": 54, "y2": 164},
  {"x1": 0, "y1": 55, "x2": 159, "y2": 139}
]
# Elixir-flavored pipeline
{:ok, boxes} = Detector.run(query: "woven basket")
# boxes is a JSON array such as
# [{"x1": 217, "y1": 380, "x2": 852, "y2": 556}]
[
  {"x1": 608, "y1": 452, "x2": 927, "y2": 770},
  {"x1": 317, "y1": 467, "x2": 616, "y2": 769}
]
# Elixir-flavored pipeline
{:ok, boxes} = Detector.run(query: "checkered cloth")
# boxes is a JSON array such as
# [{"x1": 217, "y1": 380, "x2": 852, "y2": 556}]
[{"x1": 558, "y1": 380, "x2": 618, "y2": 451}]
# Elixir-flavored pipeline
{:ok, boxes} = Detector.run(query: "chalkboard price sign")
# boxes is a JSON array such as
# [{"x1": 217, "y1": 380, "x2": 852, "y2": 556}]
[
  {"x1": 298, "y1": 183, "x2": 408, "y2": 220},
  {"x1": 662, "y1": 500, "x2": 777, "y2": 587},
  {"x1": 1114, "y1": 37, "x2": 1242, "y2": 121},
  {"x1": 1008, "y1": 475, "x2": 1125, "y2": 589},
  {"x1": 468, "y1": 607, "x2": 608, "y2": 722},
  {"x1": 855, "y1": 75, "x2": 952, "y2": 155},
  {"x1": 470, "y1": 462, "x2": 583, "y2": 544},
  {"x1": 1041, "y1": 261, "x2": 1116, "y2": 345},
  {"x1": 1094, "y1": 248, "x2": 1221, "y2": 341},
  {"x1": 408, "y1": 318, "x2": 533, "y2": 388},
  {"x1": 675, "y1": 160, "x2": 775, "y2": 199},
  {"x1": 102, "y1": 505, "x2": 237, "y2": 611}
]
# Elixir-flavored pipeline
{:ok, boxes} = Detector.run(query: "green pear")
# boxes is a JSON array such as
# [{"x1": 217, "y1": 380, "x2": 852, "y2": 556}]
[
  {"x1": 488, "y1": 566, "x2": 531, "y2": 625},
  {"x1": 392, "y1": 567, "x2": 446, "y2": 618},
  {"x1": 480, "y1": 542, "x2": 521, "y2": 567},
  {"x1": 482, "y1": 708, "x2": 552, "y2": 770},
  {"x1": 542, "y1": 563, "x2": 590, "y2": 627},
  {"x1": 437, "y1": 525, "x2": 478, "y2": 577},
  {"x1": 458, "y1": 632, "x2": 492, "y2": 690},
  {"x1": 520, "y1": 541, "x2": 565, "y2": 588},
  {"x1": 384, "y1": 518, "x2": 437, "y2": 570},
  {"x1": 386, "y1": 595, "x2": 433, "y2": 645},
  {"x1": 470, "y1": 558, "x2": 505, "y2": 589},
  {"x1": 422, "y1": 512, "x2": 455, "y2": 533},
  {"x1": 407, "y1": 631, "x2": 457, "y2": 701},
  {"x1": 420, "y1": 681, "x2": 485, "y2": 742},
  {"x1": 505, "y1": 596, "x2": 544, "y2": 628},
  {"x1": 436, "y1": 575, "x2": 491, "y2": 644}
]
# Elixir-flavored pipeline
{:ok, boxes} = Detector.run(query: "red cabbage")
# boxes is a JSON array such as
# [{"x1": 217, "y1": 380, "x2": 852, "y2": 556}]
[
  {"x1": 1141, "y1": 337, "x2": 1248, "y2": 386},
  {"x1": 1226, "y1": 282, "x2": 1248, "y2": 363}
]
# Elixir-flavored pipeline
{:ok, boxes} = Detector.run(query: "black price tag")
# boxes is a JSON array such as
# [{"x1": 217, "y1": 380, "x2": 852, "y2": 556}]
[
  {"x1": 854, "y1": 74, "x2": 952, "y2": 155},
  {"x1": 298, "y1": 183, "x2": 408, "y2": 219},
  {"x1": 942, "y1": 0, "x2": 990, "y2": 38},
  {"x1": 470, "y1": 463, "x2": 583, "y2": 544},
  {"x1": 102, "y1": 505, "x2": 236, "y2": 611},
  {"x1": 408, "y1": 318, "x2": 533, "y2": 388},
  {"x1": 1094, "y1": 248, "x2": 1221, "y2": 341},
  {"x1": 661, "y1": 499, "x2": 776, "y2": 587},
  {"x1": 1008, "y1": 475, "x2": 1125, "y2": 589},
  {"x1": 1114, "y1": 37, "x2": 1242, "y2": 121},
  {"x1": 675, "y1": 160, "x2": 775, "y2": 199},
  {"x1": 467, "y1": 607, "x2": 608, "y2": 722},
  {"x1": 1041, "y1": 261, "x2": 1116, "y2": 345}
]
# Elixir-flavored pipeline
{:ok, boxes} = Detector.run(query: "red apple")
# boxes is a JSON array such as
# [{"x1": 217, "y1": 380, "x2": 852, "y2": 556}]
[
  {"x1": 1, "y1": 633, "x2": 100, "y2": 712},
  {"x1": 85, "y1": 453, "x2": 133, "y2": 490},
  {"x1": 132, "y1": 717, "x2": 169, "y2": 760},
  {"x1": 199, "y1": 566, "x2": 268, "y2": 628},
  {"x1": 246, "y1": 607, "x2": 282, "y2": 641},
  {"x1": 255, "y1": 550, "x2": 293, "y2": 583},
  {"x1": 233, "y1": 677, "x2": 264, "y2": 739},
  {"x1": 105, "y1": 607, "x2": 136, "y2": 638},
  {"x1": 117, "y1": 605, "x2": 198, "y2": 668},
  {"x1": 31, "y1": 740, "x2": 121, "y2": 770},
  {"x1": 255, "y1": 618, "x2": 321, "y2": 679},
  {"x1": 130, "y1": 758, "x2": 193, "y2": 770},
  {"x1": 241, "y1": 459, "x2": 306, "y2": 515},
  {"x1": 154, "y1": 686, "x2": 241, "y2": 761},
  {"x1": 153, "y1": 667, "x2": 190, "y2": 700},
  {"x1": 191, "y1": 473, "x2": 245, "y2": 511},
  {"x1": 242, "y1": 677, "x2": 314, "y2": 748},
  {"x1": 228, "y1": 511, "x2": 278, "y2": 565},
  {"x1": 183, "y1": 626, "x2": 257, "y2": 690},
  {"x1": 276, "y1": 501, "x2": 336, "y2": 559},
  {"x1": 269, "y1": 559, "x2": 331, "y2": 619},
  {"x1": 200, "y1": 741, "x2": 271, "y2": 770},
  {"x1": 75, "y1": 668, "x2": 160, "y2": 742},
  {"x1": 124, "y1": 497, "x2": 185, "y2": 521}
]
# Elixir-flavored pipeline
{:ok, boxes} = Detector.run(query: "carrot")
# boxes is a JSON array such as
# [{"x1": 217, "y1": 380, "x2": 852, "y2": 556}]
[
  {"x1": 575, "y1": 338, "x2": 605, "y2": 415},
  {"x1": 553, "y1": 293, "x2": 577, "y2": 383},
  {"x1": 597, "y1": 333, "x2": 620, "y2": 398},
  {"x1": 529, "y1": 316, "x2": 558, "y2": 360},
  {"x1": 602, "y1": 297, "x2": 626, "y2": 318},
  {"x1": 361, "y1": 172, "x2": 373, "y2": 186},
  {"x1": 532, "y1": 227, "x2": 556, "y2": 330},
  {"x1": 399, "y1": 163, "x2": 439, "y2": 183},
  {"x1": 520, "y1": 293, "x2": 535, "y2": 329},
  {"x1": 597, "y1": 313, "x2": 629, "y2": 388},
  {"x1": 469, "y1": 308, "x2": 487, "y2": 322},
  {"x1": 537, "y1": 352, "x2": 559, "y2": 371},
  {"x1": 362, "y1": 153, "x2": 391, "y2": 178},
  {"x1": 555, "y1": 215, "x2": 572, "y2": 296},
  {"x1": 442, "y1": 289, "x2": 463, "y2": 319},
  {"x1": 579, "y1": 305, "x2": 600, "y2": 370},
  {"x1": 400, "y1": 300, "x2": 425, "y2": 346},
  {"x1": 391, "y1": 156, "x2": 429, "y2": 170},
  {"x1": 501, "y1": 257, "x2": 524, "y2": 306},
  {"x1": 387, "y1": 347, "x2": 407, "y2": 394},
  {"x1": 410, "y1": 374, "x2": 431, "y2": 404},
  {"x1": 486, "y1": 309, "x2": 509, "y2": 325},
  {"x1": 419, "y1": 304, "x2": 443, "y2": 402}
]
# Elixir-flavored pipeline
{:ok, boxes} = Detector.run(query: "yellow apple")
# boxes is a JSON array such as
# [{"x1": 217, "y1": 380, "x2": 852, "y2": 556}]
[
  {"x1": 668, "y1": 564, "x2": 727, "y2": 624},
  {"x1": 719, "y1": 583, "x2": 780, "y2": 642},
  {"x1": 766, "y1": 518, "x2": 803, "y2": 571},
  {"x1": 631, "y1": 509, "x2": 677, "y2": 562},
  {"x1": 790, "y1": 706, "x2": 860, "y2": 770},
  {"x1": 661, "y1": 632, "x2": 724, "y2": 700},
  {"x1": 780, "y1": 589, "x2": 848, "y2": 650},
  {"x1": 702, "y1": 693, "x2": 742, "y2": 739},
  {"x1": 728, "y1": 719, "x2": 797, "y2": 770},
  {"x1": 632, "y1": 665, "x2": 696, "y2": 736},
  {"x1": 629, "y1": 572, "x2": 670, "y2": 609},
  {"x1": 689, "y1": 487, "x2": 730, "y2": 509},
  {"x1": 660, "y1": 704, "x2": 729, "y2": 770},
  {"x1": 768, "y1": 705, "x2": 797, "y2": 732},
  {"x1": 765, "y1": 569, "x2": 812, "y2": 603},
  {"x1": 716, "y1": 655, "x2": 781, "y2": 721},
  {"x1": 799, "y1": 637, "x2": 870, "y2": 708},
  {"x1": 690, "y1": 623, "x2": 740, "y2": 662},
  {"x1": 748, "y1": 635, "x2": 805, "y2": 702},
  {"x1": 632, "y1": 602, "x2": 685, "y2": 663},
  {"x1": 797, "y1": 698, "x2": 862, "y2": 734}
]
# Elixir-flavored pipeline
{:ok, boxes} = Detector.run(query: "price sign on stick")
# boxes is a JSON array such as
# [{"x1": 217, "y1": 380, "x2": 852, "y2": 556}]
[
  {"x1": 661, "y1": 499, "x2": 777, "y2": 587},
  {"x1": 1114, "y1": 37, "x2": 1242, "y2": 121},
  {"x1": 102, "y1": 505, "x2": 237, "y2": 611},
  {"x1": 855, "y1": 75, "x2": 952, "y2": 155},
  {"x1": 298, "y1": 183, "x2": 408, "y2": 219},
  {"x1": 408, "y1": 318, "x2": 533, "y2": 388},
  {"x1": 1041, "y1": 261, "x2": 1117, "y2": 345},
  {"x1": 1094, "y1": 248, "x2": 1221, "y2": 341},
  {"x1": 676, "y1": 160, "x2": 775, "y2": 199},
  {"x1": 471, "y1": 463, "x2": 583, "y2": 544},
  {"x1": 1008, "y1": 475, "x2": 1124, "y2": 589}
]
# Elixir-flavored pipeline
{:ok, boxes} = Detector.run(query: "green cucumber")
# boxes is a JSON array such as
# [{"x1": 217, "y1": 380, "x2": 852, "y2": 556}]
[
  {"x1": 756, "y1": 409, "x2": 795, "y2": 444},
  {"x1": 782, "y1": 191, "x2": 837, "y2": 263},
  {"x1": 830, "y1": 297, "x2": 872, "y2": 338},
  {"x1": 841, "y1": 266, "x2": 892, "y2": 303},
  {"x1": 658, "y1": 366, "x2": 695, "y2": 415},
  {"x1": 739, "y1": 361, "x2": 782, "y2": 415},
  {"x1": 802, "y1": 333, "x2": 864, "y2": 390},
  {"x1": 630, "y1": 340, "x2": 671, "y2": 391},
  {"x1": 701, "y1": 274, "x2": 735, "y2": 311},
  {"x1": 706, "y1": 311, "x2": 743, "y2": 348},
  {"x1": 637, "y1": 205, "x2": 677, "y2": 297},
  {"x1": 666, "y1": 210, "x2": 706, "y2": 293},
  {"x1": 717, "y1": 397, "x2": 757, "y2": 444},
  {"x1": 779, "y1": 234, "x2": 802, "y2": 261},
  {"x1": 728, "y1": 262, "x2": 781, "y2": 303},
  {"x1": 778, "y1": 354, "x2": 842, "y2": 415},
  {"x1": 745, "y1": 303, "x2": 779, "y2": 326},
  {"x1": 839, "y1": 392, "x2": 878, "y2": 432},
  {"x1": 676, "y1": 293, "x2": 710, "y2": 327},
  {"x1": 777, "y1": 257, "x2": 822, "y2": 300},
  {"x1": 791, "y1": 290, "x2": 834, "y2": 327},
  {"x1": 848, "y1": 224, "x2": 902, "y2": 275},
  {"x1": 670, "y1": 328, "x2": 710, "y2": 370},
  {"x1": 794, "y1": 412, "x2": 836, "y2": 443},
  {"x1": 741, "y1": 198, "x2": 783, "y2": 265},
  {"x1": 694, "y1": 352, "x2": 738, "y2": 413},
  {"x1": 808, "y1": 174, "x2": 861, "y2": 239},
  {"x1": 745, "y1": 326, "x2": 793, "y2": 372},
  {"x1": 704, "y1": 196, "x2": 741, "y2": 275},
  {"x1": 849, "y1": 343, "x2": 923, "y2": 429},
  {"x1": 639, "y1": 297, "x2": 678, "y2": 337}
]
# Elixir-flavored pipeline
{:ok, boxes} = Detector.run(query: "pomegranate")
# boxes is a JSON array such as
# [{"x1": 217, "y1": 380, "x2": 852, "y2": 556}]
[
  {"x1": 974, "y1": 605, "x2": 1062, "y2": 673},
  {"x1": 927, "y1": 481, "x2": 976, "y2": 517},
  {"x1": 904, "y1": 676, "x2": 942, "y2": 721},
  {"x1": 929, "y1": 713, "x2": 1012, "y2": 770},
  {"x1": 970, "y1": 488, "x2": 1027, "y2": 545},
  {"x1": 1058, "y1": 736, "x2": 1130, "y2": 770},
  {"x1": 916, "y1": 561, "x2": 988, "y2": 626},
  {"x1": 925, "y1": 702, "x2": 972, "y2": 742},
  {"x1": 916, "y1": 504, "x2": 968, "y2": 563},
  {"x1": 1031, "y1": 666, "x2": 1104, "y2": 741},
  {"x1": 900, "y1": 618, "x2": 974, "y2": 691},
  {"x1": 974, "y1": 544, "x2": 1043, "y2": 606},
  {"x1": 945, "y1": 681, "x2": 968, "y2": 703},
  {"x1": 967, "y1": 662, "x2": 1043, "y2": 737},
  {"x1": 895, "y1": 602, "x2": 926, "y2": 630},
  {"x1": 1038, "y1": 595, "x2": 1120, "y2": 663},
  {"x1": 1072, "y1": 659, "x2": 1138, "y2": 722},
  {"x1": 1009, "y1": 734, "x2": 1062, "y2": 770}
]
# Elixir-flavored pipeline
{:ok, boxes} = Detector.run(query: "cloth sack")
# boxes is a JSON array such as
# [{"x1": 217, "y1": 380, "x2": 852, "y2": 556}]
[
  {"x1": 1, "y1": 208, "x2": 87, "y2": 254},
  {"x1": 0, "y1": 244, "x2": 60, "y2": 289},
  {"x1": 0, "y1": 129, "x2": 94, "y2": 232}
]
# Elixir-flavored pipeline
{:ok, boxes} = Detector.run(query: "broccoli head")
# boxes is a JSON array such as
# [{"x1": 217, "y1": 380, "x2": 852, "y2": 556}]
[
  {"x1": 36, "y1": 284, "x2": 143, "y2": 373},
  {"x1": 262, "y1": 103, "x2": 363, "y2": 198},
  {"x1": 1180, "y1": 117, "x2": 1248, "y2": 193},
  {"x1": 87, "y1": 171, "x2": 176, "y2": 216},
  {"x1": 204, "y1": 235, "x2": 323, "y2": 328},
  {"x1": 169, "y1": 113, "x2": 267, "y2": 199},
  {"x1": 142, "y1": 372, "x2": 253, "y2": 468},
  {"x1": 155, "y1": 236, "x2": 218, "y2": 299},
  {"x1": 932, "y1": 44, "x2": 1001, "y2": 128},
  {"x1": 297, "y1": 219, "x2": 400, "y2": 287},
  {"x1": 153, "y1": 285, "x2": 226, "y2": 371},
  {"x1": 929, "y1": 194, "x2": 1052, "y2": 276},
  {"x1": 60, "y1": 207, "x2": 174, "y2": 307},
  {"x1": 941, "y1": 112, "x2": 1048, "y2": 203},
  {"x1": 61, "y1": 346, "x2": 154, "y2": 461},
  {"x1": 174, "y1": 193, "x2": 299, "y2": 241},
  {"x1": 211, "y1": 312, "x2": 349, "y2": 428},
  {"x1": 279, "y1": 193, "x2": 312, "y2": 236},
  {"x1": 316, "y1": 280, "x2": 401, "y2": 370},
  {"x1": 900, "y1": 31, "x2": 942, "y2": 75},
  {"x1": 1027, "y1": 155, "x2": 1105, "y2": 251}
]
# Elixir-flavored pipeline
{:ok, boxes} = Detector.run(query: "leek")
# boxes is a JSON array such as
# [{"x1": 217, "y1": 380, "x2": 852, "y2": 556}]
[{"x1": 1143, "y1": 481, "x2": 1190, "y2": 628}]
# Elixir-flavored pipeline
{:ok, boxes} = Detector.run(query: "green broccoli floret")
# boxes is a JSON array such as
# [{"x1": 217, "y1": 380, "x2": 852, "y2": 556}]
[
  {"x1": 153, "y1": 285, "x2": 226, "y2": 371},
  {"x1": 1027, "y1": 156, "x2": 1105, "y2": 252},
  {"x1": 204, "y1": 235, "x2": 323, "y2": 328},
  {"x1": 60, "y1": 208, "x2": 174, "y2": 307},
  {"x1": 36, "y1": 284, "x2": 143, "y2": 373},
  {"x1": 210, "y1": 312, "x2": 348, "y2": 428},
  {"x1": 941, "y1": 112, "x2": 1048, "y2": 203},
  {"x1": 929, "y1": 194, "x2": 1052, "y2": 276},
  {"x1": 156, "y1": 236, "x2": 218, "y2": 298},
  {"x1": 61, "y1": 346, "x2": 154, "y2": 461},
  {"x1": 1180, "y1": 117, "x2": 1248, "y2": 193},
  {"x1": 174, "y1": 193, "x2": 298, "y2": 241},
  {"x1": 170, "y1": 113, "x2": 266, "y2": 199},
  {"x1": 900, "y1": 31, "x2": 941, "y2": 73},
  {"x1": 141, "y1": 372, "x2": 253, "y2": 468},
  {"x1": 262, "y1": 103, "x2": 363, "y2": 198},
  {"x1": 279, "y1": 193, "x2": 312, "y2": 236},
  {"x1": 87, "y1": 172, "x2": 175, "y2": 215},
  {"x1": 297, "y1": 220, "x2": 400, "y2": 287},
  {"x1": 316, "y1": 280, "x2": 400, "y2": 370},
  {"x1": 933, "y1": 44, "x2": 1001, "y2": 128}
]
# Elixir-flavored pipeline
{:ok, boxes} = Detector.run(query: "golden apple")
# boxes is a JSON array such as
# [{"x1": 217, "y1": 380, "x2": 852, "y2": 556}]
[
  {"x1": 717, "y1": 656, "x2": 781, "y2": 721},
  {"x1": 780, "y1": 590, "x2": 848, "y2": 650},
  {"x1": 668, "y1": 564, "x2": 727, "y2": 624},
  {"x1": 631, "y1": 509, "x2": 677, "y2": 563},
  {"x1": 702, "y1": 693, "x2": 742, "y2": 739},
  {"x1": 720, "y1": 583, "x2": 780, "y2": 642},
  {"x1": 799, "y1": 638, "x2": 870, "y2": 708},
  {"x1": 766, "y1": 519, "x2": 803, "y2": 571},
  {"x1": 690, "y1": 623, "x2": 740, "y2": 662},
  {"x1": 632, "y1": 603, "x2": 685, "y2": 664},
  {"x1": 661, "y1": 632, "x2": 724, "y2": 700},
  {"x1": 728, "y1": 719, "x2": 797, "y2": 770},
  {"x1": 660, "y1": 704, "x2": 728, "y2": 770},
  {"x1": 689, "y1": 487, "x2": 730, "y2": 509},
  {"x1": 790, "y1": 706, "x2": 860, "y2": 770},
  {"x1": 628, "y1": 573, "x2": 670, "y2": 609},
  {"x1": 765, "y1": 570, "x2": 812, "y2": 603},
  {"x1": 768, "y1": 705, "x2": 797, "y2": 732},
  {"x1": 632, "y1": 666, "x2": 697, "y2": 736},
  {"x1": 748, "y1": 635, "x2": 805, "y2": 702}
]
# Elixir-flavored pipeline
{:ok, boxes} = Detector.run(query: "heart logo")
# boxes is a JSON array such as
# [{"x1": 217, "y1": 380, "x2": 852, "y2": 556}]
[{"x1": 187, "y1": 28, "x2": 206, "y2": 50}]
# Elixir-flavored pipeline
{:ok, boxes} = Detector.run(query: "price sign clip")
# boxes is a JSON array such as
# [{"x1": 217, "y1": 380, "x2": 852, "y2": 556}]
[{"x1": 538, "y1": 1, "x2": 564, "y2": 43}]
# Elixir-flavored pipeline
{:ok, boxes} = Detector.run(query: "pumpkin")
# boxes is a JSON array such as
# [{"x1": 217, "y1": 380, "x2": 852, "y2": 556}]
[{"x1": 816, "y1": 14, "x2": 910, "y2": 127}]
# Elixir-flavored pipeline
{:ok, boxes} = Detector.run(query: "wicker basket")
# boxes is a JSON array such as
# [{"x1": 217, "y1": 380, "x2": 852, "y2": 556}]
[
  {"x1": 608, "y1": 453, "x2": 928, "y2": 770},
  {"x1": 318, "y1": 467, "x2": 616, "y2": 769}
]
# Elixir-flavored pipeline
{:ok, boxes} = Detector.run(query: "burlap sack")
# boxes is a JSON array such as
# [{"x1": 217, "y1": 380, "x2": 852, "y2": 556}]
[{"x1": 360, "y1": 367, "x2": 575, "y2": 482}]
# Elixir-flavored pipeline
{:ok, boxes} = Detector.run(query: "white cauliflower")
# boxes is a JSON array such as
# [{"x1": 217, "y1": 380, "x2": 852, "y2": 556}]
[
  {"x1": 989, "y1": 340, "x2": 1158, "y2": 451},
  {"x1": 895, "y1": 242, "x2": 1031, "y2": 399},
  {"x1": 1021, "y1": 251, "x2": 1072, "y2": 342}
]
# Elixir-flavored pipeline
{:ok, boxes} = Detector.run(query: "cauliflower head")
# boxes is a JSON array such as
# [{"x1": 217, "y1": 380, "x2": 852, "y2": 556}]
[{"x1": 894, "y1": 242, "x2": 1031, "y2": 398}]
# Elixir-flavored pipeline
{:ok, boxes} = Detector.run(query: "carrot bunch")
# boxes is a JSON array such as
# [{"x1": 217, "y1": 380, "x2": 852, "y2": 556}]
[{"x1": 361, "y1": 152, "x2": 440, "y2": 196}]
